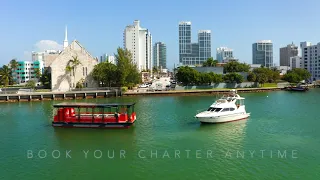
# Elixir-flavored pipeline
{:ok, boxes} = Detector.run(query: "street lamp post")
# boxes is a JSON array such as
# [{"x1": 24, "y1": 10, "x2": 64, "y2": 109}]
[{"x1": 0, "y1": 75, "x2": 3, "y2": 94}]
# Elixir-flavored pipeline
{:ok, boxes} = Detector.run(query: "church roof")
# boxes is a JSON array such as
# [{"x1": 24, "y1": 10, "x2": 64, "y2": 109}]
[{"x1": 50, "y1": 40, "x2": 97, "y2": 67}]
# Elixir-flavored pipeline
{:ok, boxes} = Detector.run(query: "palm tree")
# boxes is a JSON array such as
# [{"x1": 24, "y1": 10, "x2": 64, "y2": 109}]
[
  {"x1": 10, "y1": 59, "x2": 19, "y2": 84},
  {"x1": 10, "y1": 59, "x2": 19, "y2": 70},
  {"x1": 65, "y1": 55, "x2": 82, "y2": 88},
  {"x1": 0, "y1": 65, "x2": 11, "y2": 91},
  {"x1": 203, "y1": 57, "x2": 218, "y2": 67}
]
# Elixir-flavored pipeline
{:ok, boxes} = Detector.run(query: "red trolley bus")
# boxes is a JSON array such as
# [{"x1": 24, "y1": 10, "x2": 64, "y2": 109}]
[{"x1": 52, "y1": 102, "x2": 136, "y2": 128}]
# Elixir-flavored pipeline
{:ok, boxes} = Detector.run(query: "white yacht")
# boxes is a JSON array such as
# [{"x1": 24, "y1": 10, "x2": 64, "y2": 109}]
[{"x1": 195, "y1": 89, "x2": 250, "y2": 123}]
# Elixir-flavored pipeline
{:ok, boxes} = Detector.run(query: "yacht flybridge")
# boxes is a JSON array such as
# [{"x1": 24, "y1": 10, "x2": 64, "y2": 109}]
[{"x1": 195, "y1": 89, "x2": 250, "y2": 123}]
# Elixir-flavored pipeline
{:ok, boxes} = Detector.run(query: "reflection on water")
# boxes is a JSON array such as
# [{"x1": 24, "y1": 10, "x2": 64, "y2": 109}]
[
  {"x1": 196, "y1": 119, "x2": 249, "y2": 151},
  {"x1": 2, "y1": 90, "x2": 320, "y2": 179},
  {"x1": 52, "y1": 124, "x2": 139, "y2": 155}
]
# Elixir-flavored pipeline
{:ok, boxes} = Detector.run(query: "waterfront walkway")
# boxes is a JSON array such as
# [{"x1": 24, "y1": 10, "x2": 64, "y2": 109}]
[
  {"x1": 123, "y1": 87, "x2": 282, "y2": 96},
  {"x1": 0, "y1": 89, "x2": 121, "y2": 102}
]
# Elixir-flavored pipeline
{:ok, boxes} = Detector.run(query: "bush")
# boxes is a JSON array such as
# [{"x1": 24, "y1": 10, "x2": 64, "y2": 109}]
[
  {"x1": 76, "y1": 78, "x2": 85, "y2": 89},
  {"x1": 127, "y1": 83, "x2": 135, "y2": 90},
  {"x1": 121, "y1": 86, "x2": 128, "y2": 92},
  {"x1": 25, "y1": 80, "x2": 36, "y2": 89}
]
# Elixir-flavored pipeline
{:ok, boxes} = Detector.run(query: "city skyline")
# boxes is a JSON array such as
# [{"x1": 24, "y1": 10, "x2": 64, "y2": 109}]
[{"x1": 1, "y1": 0, "x2": 320, "y2": 69}]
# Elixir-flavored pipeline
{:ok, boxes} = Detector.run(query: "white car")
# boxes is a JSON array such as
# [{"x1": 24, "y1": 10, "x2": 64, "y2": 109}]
[{"x1": 139, "y1": 84, "x2": 149, "y2": 88}]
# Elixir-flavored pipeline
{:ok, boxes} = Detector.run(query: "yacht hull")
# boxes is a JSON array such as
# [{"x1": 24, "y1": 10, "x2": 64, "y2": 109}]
[{"x1": 196, "y1": 113, "x2": 250, "y2": 123}]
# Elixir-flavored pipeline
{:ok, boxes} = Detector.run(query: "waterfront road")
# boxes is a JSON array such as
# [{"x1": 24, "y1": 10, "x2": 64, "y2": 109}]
[{"x1": 124, "y1": 87, "x2": 283, "y2": 96}]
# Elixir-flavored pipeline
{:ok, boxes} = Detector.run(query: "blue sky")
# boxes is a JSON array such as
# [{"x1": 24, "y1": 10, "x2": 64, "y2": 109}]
[{"x1": 1, "y1": 0, "x2": 320, "y2": 69}]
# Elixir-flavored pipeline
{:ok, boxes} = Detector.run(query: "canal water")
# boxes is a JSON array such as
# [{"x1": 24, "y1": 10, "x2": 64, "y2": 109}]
[{"x1": 1, "y1": 89, "x2": 319, "y2": 179}]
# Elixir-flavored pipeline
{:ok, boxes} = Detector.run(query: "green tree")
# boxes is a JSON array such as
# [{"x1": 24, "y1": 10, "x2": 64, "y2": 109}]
[
  {"x1": 34, "y1": 68, "x2": 41, "y2": 79},
  {"x1": 256, "y1": 73, "x2": 268, "y2": 87},
  {"x1": 93, "y1": 48, "x2": 141, "y2": 88},
  {"x1": 176, "y1": 66, "x2": 199, "y2": 85},
  {"x1": 203, "y1": 57, "x2": 218, "y2": 67},
  {"x1": 213, "y1": 74, "x2": 224, "y2": 83},
  {"x1": 93, "y1": 61, "x2": 118, "y2": 87},
  {"x1": 250, "y1": 67, "x2": 280, "y2": 85},
  {"x1": 247, "y1": 72, "x2": 256, "y2": 82},
  {"x1": 40, "y1": 68, "x2": 51, "y2": 88},
  {"x1": 208, "y1": 72, "x2": 223, "y2": 83},
  {"x1": 0, "y1": 65, "x2": 11, "y2": 87},
  {"x1": 114, "y1": 48, "x2": 133, "y2": 86},
  {"x1": 10, "y1": 59, "x2": 19, "y2": 79},
  {"x1": 198, "y1": 73, "x2": 211, "y2": 85},
  {"x1": 126, "y1": 63, "x2": 141, "y2": 86},
  {"x1": 223, "y1": 73, "x2": 244, "y2": 84},
  {"x1": 223, "y1": 61, "x2": 250, "y2": 73},
  {"x1": 283, "y1": 68, "x2": 311, "y2": 84},
  {"x1": 65, "y1": 55, "x2": 82, "y2": 88},
  {"x1": 25, "y1": 80, "x2": 36, "y2": 89},
  {"x1": 271, "y1": 70, "x2": 280, "y2": 83}
]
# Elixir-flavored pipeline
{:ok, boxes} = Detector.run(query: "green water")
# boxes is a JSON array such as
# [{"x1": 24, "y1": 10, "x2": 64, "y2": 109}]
[{"x1": 1, "y1": 90, "x2": 320, "y2": 179}]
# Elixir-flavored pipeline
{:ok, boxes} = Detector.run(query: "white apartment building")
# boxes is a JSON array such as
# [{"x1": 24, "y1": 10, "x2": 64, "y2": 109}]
[
  {"x1": 216, "y1": 47, "x2": 234, "y2": 63},
  {"x1": 124, "y1": 20, "x2": 152, "y2": 72},
  {"x1": 300, "y1": 42, "x2": 320, "y2": 81},
  {"x1": 13, "y1": 60, "x2": 44, "y2": 84},
  {"x1": 271, "y1": 66, "x2": 291, "y2": 75},
  {"x1": 32, "y1": 50, "x2": 61, "y2": 67},
  {"x1": 290, "y1": 56, "x2": 302, "y2": 69}
]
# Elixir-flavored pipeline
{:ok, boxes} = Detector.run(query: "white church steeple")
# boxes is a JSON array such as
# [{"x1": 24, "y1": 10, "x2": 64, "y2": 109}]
[{"x1": 63, "y1": 26, "x2": 68, "y2": 49}]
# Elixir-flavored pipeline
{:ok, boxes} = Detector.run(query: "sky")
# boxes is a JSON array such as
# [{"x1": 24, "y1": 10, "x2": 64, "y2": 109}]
[{"x1": 1, "y1": 0, "x2": 320, "y2": 69}]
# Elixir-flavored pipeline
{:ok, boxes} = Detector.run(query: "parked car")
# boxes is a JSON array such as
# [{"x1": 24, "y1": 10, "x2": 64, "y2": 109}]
[{"x1": 139, "y1": 84, "x2": 149, "y2": 88}]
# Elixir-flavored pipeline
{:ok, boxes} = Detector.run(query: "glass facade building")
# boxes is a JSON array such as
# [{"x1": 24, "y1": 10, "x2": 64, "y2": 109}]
[
  {"x1": 252, "y1": 40, "x2": 273, "y2": 67},
  {"x1": 198, "y1": 30, "x2": 211, "y2": 62},
  {"x1": 216, "y1": 47, "x2": 234, "y2": 63},
  {"x1": 153, "y1": 42, "x2": 167, "y2": 69},
  {"x1": 179, "y1": 22, "x2": 211, "y2": 66}
]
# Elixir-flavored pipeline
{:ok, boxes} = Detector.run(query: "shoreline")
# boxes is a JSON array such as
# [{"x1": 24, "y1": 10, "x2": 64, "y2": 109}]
[
  {"x1": 123, "y1": 87, "x2": 283, "y2": 96},
  {"x1": 0, "y1": 87, "x2": 316, "y2": 103}
]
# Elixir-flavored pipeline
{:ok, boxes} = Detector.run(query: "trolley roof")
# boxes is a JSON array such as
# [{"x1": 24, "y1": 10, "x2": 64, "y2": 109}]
[{"x1": 53, "y1": 102, "x2": 136, "y2": 108}]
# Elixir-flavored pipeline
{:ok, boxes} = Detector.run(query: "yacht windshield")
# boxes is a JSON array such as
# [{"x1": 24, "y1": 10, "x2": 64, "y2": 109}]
[{"x1": 207, "y1": 107, "x2": 222, "y2": 112}]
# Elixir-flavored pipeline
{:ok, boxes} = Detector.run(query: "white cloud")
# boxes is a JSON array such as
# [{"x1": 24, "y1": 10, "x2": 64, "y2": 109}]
[
  {"x1": 33, "y1": 40, "x2": 63, "y2": 52},
  {"x1": 21, "y1": 40, "x2": 63, "y2": 61}
]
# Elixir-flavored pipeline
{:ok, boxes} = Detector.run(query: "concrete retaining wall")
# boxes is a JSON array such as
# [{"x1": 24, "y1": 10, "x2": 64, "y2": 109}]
[{"x1": 175, "y1": 82, "x2": 259, "y2": 90}]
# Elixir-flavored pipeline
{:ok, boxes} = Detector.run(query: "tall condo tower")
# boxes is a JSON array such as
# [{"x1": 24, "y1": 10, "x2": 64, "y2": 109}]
[
  {"x1": 252, "y1": 40, "x2": 273, "y2": 67},
  {"x1": 124, "y1": 20, "x2": 153, "y2": 72},
  {"x1": 178, "y1": 21, "x2": 211, "y2": 66}
]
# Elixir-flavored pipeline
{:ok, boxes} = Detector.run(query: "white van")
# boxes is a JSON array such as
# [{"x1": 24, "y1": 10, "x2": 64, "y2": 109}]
[{"x1": 16, "y1": 89, "x2": 33, "y2": 94}]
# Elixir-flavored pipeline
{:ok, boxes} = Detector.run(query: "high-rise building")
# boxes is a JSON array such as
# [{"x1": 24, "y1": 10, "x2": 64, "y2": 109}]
[
  {"x1": 290, "y1": 56, "x2": 302, "y2": 69},
  {"x1": 216, "y1": 47, "x2": 234, "y2": 63},
  {"x1": 179, "y1": 21, "x2": 211, "y2": 66},
  {"x1": 124, "y1": 20, "x2": 152, "y2": 72},
  {"x1": 252, "y1": 40, "x2": 273, "y2": 67},
  {"x1": 280, "y1": 43, "x2": 298, "y2": 66},
  {"x1": 198, "y1": 30, "x2": 211, "y2": 62},
  {"x1": 300, "y1": 41, "x2": 320, "y2": 81},
  {"x1": 100, "y1": 53, "x2": 116, "y2": 64},
  {"x1": 153, "y1": 42, "x2": 167, "y2": 69}
]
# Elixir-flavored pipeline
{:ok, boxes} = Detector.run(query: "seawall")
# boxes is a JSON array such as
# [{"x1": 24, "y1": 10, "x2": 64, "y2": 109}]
[
  {"x1": 0, "y1": 89, "x2": 120, "y2": 103},
  {"x1": 123, "y1": 87, "x2": 283, "y2": 96}
]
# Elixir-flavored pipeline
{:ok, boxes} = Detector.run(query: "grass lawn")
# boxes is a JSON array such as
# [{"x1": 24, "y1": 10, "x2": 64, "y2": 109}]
[
  {"x1": 261, "y1": 83, "x2": 278, "y2": 87},
  {"x1": 35, "y1": 89, "x2": 51, "y2": 92}
]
